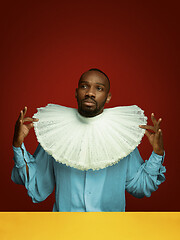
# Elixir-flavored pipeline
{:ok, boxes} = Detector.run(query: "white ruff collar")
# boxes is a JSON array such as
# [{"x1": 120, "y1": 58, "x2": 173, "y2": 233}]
[{"x1": 33, "y1": 104, "x2": 147, "y2": 171}]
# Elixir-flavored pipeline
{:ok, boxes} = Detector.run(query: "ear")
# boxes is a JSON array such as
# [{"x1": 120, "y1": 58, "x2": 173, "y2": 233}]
[
  {"x1": 75, "y1": 88, "x2": 77, "y2": 98},
  {"x1": 106, "y1": 92, "x2": 112, "y2": 103}
]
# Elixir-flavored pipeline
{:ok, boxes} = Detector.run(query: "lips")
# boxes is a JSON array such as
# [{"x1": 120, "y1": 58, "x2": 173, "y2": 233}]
[{"x1": 83, "y1": 99, "x2": 96, "y2": 106}]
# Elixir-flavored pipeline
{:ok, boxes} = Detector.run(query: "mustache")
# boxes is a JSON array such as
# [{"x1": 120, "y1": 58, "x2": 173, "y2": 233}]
[{"x1": 82, "y1": 97, "x2": 97, "y2": 104}]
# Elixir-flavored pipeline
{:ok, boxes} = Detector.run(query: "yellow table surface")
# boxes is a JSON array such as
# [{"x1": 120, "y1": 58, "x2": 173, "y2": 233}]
[{"x1": 0, "y1": 212, "x2": 179, "y2": 240}]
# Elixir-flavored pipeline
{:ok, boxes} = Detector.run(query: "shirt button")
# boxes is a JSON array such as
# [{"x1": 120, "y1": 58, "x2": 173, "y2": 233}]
[{"x1": 88, "y1": 192, "x2": 91, "y2": 194}]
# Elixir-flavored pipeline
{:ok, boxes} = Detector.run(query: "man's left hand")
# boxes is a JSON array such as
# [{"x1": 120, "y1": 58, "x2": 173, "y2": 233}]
[{"x1": 139, "y1": 113, "x2": 164, "y2": 156}]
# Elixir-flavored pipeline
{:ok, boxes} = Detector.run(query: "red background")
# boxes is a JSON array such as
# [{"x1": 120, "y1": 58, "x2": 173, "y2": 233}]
[{"x1": 0, "y1": 0, "x2": 179, "y2": 211}]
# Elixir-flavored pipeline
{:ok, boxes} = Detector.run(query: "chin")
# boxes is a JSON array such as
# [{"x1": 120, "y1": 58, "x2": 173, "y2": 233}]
[{"x1": 79, "y1": 107, "x2": 102, "y2": 118}]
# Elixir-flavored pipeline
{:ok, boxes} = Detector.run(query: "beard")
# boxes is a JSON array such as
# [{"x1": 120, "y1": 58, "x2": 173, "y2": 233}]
[{"x1": 77, "y1": 96, "x2": 107, "y2": 117}]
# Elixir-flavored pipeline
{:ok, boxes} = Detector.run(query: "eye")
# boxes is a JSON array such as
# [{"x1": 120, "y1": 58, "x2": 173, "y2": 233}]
[
  {"x1": 97, "y1": 86, "x2": 103, "y2": 91},
  {"x1": 81, "y1": 84, "x2": 87, "y2": 89}
]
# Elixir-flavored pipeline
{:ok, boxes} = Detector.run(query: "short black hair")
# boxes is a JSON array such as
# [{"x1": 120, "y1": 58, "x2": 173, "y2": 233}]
[{"x1": 80, "y1": 68, "x2": 110, "y2": 92}]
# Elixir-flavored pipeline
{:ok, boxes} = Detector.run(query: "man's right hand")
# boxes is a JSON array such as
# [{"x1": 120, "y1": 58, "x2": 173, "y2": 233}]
[{"x1": 13, "y1": 106, "x2": 39, "y2": 147}]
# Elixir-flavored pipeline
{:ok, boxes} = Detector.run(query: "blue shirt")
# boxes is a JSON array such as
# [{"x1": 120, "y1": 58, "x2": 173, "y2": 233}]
[{"x1": 11, "y1": 143, "x2": 166, "y2": 212}]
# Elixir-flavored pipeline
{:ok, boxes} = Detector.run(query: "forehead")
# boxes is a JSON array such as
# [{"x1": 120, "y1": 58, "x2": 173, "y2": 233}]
[{"x1": 79, "y1": 71, "x2": 108, "y2": 86}]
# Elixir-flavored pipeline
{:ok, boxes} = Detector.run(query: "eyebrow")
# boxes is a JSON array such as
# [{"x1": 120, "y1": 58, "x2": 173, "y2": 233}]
[{"x1": 79, "y1": 80, "x2": 105, "y2": 87}]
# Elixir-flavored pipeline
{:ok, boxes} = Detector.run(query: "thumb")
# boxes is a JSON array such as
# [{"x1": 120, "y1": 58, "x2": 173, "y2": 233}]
[
  {"x1": 26, "y1": 123, "x2": 34, "y2": 130},
  {"x1": 144, "y1": 130, "x2": 151, "y2": 139}
]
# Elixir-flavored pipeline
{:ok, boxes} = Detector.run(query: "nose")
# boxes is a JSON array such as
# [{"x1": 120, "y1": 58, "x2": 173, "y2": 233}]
[{"x1": 85, "y1": 87, "x2": 95, "y2": 98}]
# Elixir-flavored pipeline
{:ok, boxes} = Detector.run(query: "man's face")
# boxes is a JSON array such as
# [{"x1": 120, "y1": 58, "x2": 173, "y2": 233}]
[{"x1": 76, "y1": 71, "x2": 111, "y2": 117}]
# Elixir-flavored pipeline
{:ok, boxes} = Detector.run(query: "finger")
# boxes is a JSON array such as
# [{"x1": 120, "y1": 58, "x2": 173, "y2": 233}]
[
  {"x1": 158, "y1": 128, "x2": 163, "y2": 138},
  {"x1": 26, "y1": 123, "x2": 34, "y2": 130},
  {"x1": 139, "y1": 125, "x2": 155, "y2": 131},
  {"x1": 23, "y1": 117, "x2": 39, "y2": 123},
  {"x1": 33, "y1": 118, "x2": 39, "y2": 122},
  {"x1": 23, "y1": 106, "x2": 27, "y2": 117},
  {"x1": 18, "y1": 110, "x2": 23, "y2": 121},
  {"x1": 159, "y1": 129, "x2": 164, "y2": 145},
  {"x1": 151, "y1": 113, "x2": 158, "y2": 126},
  {"x1": 153, "y1": 118, "x2": 162, "y2": 132},
  {"x1": 154, "y1": 128, "x2": 160, "y2": 139},
  {"x1": 155, "y1": 128, "x2": 163, "y2": 140},
  {"x1": 19, "y1": 119, "x2": 23, "y2": 126},
  {"x1": 144, "y1": 130, "x2": 152, "y2": 139},
  {"x1": 154, "y1": 129, "x2": 163, "y2": 147},
  {"x1": 156, "y1": 118, "x2": 162, "y2": 131}
]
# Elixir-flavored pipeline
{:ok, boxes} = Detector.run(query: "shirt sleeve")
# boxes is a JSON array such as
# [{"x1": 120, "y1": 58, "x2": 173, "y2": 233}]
[
  {"x1": 125, "y1": 147, "x2": 166, "y2": 198},
  {"x1": 11, "y1": 143, "x2": 55, "y2": 203}
]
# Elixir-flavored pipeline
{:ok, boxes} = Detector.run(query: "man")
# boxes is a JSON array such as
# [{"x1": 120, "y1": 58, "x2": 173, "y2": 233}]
[{"x1": 12, "y1": 68, "x2": 165, "y2": 211}]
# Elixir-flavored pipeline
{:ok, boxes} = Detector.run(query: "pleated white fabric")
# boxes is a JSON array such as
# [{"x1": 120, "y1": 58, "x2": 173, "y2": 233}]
[{"x1": 33, "y1": 104, "x2": 147, "y2": 170}]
